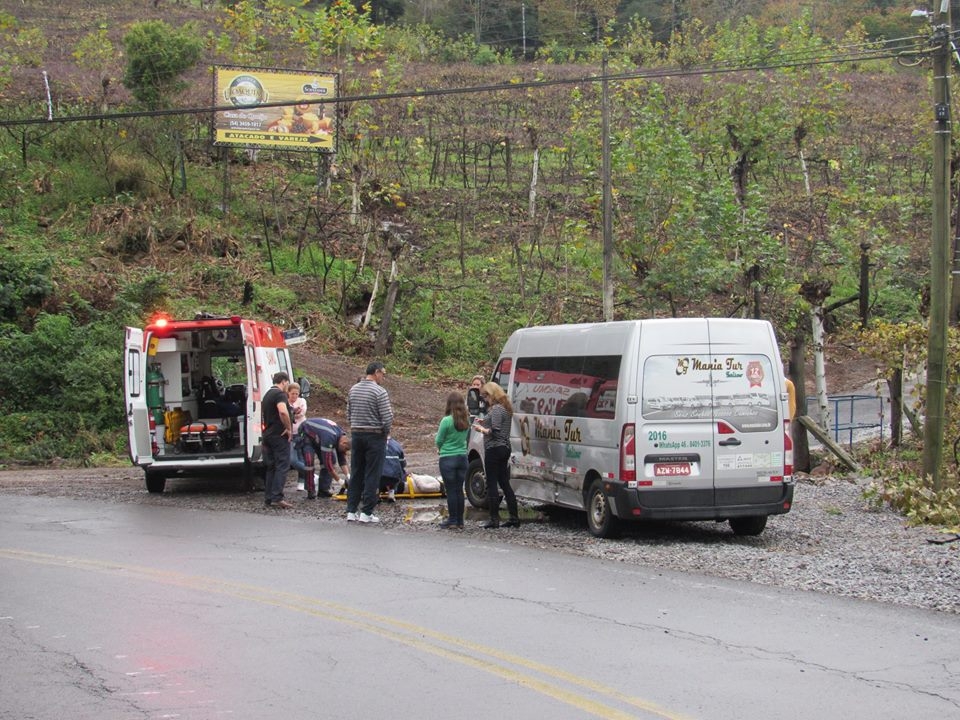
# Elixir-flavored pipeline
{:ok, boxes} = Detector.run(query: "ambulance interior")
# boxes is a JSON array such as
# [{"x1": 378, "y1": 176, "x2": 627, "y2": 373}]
[{"x1": 148, "y1": 326, "x2": 249, "y2": 456}]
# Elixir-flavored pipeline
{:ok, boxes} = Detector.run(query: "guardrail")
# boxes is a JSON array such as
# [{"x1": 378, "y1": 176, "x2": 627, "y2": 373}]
[{"x1": 805, "y1": 394, "x2": 885, "y2": 449}]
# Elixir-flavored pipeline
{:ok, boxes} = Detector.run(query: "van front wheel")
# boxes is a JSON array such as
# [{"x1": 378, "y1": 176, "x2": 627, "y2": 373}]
[
  {"x1": 466, "y1": 457, "x2": 489, "y2": 509},
  {"x1": 729, "y1": 515, "x2": 767, "y2": 536},
  {"x1": 586, "y1": 479, "x2": 620, "y2": 538}
]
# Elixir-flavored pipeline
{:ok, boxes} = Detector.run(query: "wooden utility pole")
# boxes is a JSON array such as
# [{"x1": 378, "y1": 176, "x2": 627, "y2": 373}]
[
  {"x1": 601, "y1": 55, "x2": 614, "y2": 322},
  {"x1": 923, "y1": 2, "x2": 952, "y2": 489}
]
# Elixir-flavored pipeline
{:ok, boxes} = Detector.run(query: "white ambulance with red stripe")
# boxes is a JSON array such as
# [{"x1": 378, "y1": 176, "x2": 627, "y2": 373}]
[
  {"x1": 123, "y1": 313, "x2": 306, "y2": 493},
  {"x1": 466, "y1": 318, "x2": 794, "y2": 537}
]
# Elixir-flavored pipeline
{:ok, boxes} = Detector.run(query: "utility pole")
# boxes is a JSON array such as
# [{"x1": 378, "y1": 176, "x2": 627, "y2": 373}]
[
  {"x1": 922, "y1": 1, "x2": 952, "y2": 489},
  {"x1": 601, "y1": 54, "x2": 614, "y2": 322}
]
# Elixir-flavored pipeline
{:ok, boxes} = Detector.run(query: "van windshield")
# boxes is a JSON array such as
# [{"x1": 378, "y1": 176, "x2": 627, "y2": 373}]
[{"x1": 642, "y1": 354, "x2": 778, "y2": 431}]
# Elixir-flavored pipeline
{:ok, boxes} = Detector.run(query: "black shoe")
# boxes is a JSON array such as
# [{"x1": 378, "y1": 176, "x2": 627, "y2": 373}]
[
  {"x1": 439, "y1": 519, "x2": 457, "y2": 528},
  {"x1": 307, "y1": 494, "x2": 317, "y2": 500},
  {"x1": 481, "y1": 520, "x2": 500, "y2": 529},
  {"x1": 502, "y1": 519, "x2": 521, "y2": 528},
  {"x1": 317, "y1": 489, "x2": 333, "y2": 498}
]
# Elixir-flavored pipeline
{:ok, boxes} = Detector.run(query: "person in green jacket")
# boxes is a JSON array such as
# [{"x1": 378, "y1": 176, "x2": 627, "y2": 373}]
[{"x1": 436, "y1": 392, "x2": 470, "y2": 528}]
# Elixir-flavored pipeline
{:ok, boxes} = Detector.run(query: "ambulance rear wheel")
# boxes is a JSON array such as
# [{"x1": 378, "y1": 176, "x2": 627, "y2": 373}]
[
  {"x1": 466, "y1": 457, "x2": 489, "y2": 509},
  {"x1": 729, "y1": 515, "x2": 767, "y2": 536},
  {"x1": 145, "y1": 470, "x2": 166, "y2": 494},
  {"x1": 586, "y1": 479, "x2": 620, "y2": 538}
]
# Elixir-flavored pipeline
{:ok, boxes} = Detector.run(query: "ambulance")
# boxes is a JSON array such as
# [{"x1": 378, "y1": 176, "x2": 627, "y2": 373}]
[
  {"x1": 467, "y1": 318, "x2": 794, "y2": 537},
  {"x1": 123, "y1": 313, "x2": 307, "y2": 493}
]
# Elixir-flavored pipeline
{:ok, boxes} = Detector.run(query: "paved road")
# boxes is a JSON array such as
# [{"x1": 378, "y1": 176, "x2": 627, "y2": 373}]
[{"x1": 1, "y1": 494, "x2": 957, "y2": 720}]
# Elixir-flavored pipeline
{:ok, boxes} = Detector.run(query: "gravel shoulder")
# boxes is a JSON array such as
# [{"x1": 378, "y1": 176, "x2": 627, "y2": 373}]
[{"x1": 1, "y1": 460, "x2": 957, "y2": 615}]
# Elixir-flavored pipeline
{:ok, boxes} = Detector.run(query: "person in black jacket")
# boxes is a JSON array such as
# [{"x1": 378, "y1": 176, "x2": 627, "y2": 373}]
[
  {"x1": 261, "y1": 372, "x2": 293, "y2": 509},
  {"x1": 472, "y1": 382, "x2": 518, "y2": 529}
]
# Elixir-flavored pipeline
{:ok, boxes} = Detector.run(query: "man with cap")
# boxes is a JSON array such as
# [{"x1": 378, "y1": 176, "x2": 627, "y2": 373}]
[{"x1": 345, "y1": 361, "x2": 394, "y2": 523}]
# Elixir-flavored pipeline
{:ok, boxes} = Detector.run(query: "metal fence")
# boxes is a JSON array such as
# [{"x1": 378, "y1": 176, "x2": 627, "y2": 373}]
[{"x1": 805, "y1": 394, "x2": 886, "y2": 449}]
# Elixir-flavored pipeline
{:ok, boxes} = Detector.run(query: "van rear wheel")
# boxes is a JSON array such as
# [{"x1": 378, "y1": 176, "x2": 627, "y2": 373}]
[
  {"x1": 586, "y1": 479, "x2": 620, "y2": 538},
  {"x1": 729, "y1": 515, "x2": 767, "y2": 536},
  {"x1": 144, "y1": 470, "x2": 166, "y2": 494},
  {"x1": 466, "y1": 457, "x2": 489, "y2": 509}
]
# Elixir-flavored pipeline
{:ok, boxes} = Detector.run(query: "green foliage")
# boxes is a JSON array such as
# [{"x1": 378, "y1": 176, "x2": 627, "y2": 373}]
[
  {"x1": 0, "y1": 252, "x2": 54, "y2": 326},
  {"x1": 73, "y1": 26, "x2": 116, "y2": 78},
  {"x1": 862, "y1": 472, "x2": 960, "y2": 528},
  {"x1": 0, "y1": 313, "x2": 124, "y2": 430},
  {"x1": 122, "y1": 20, "x2": 203, "y2": 109},
  {"x1": 289, "y1": 0, "x2": 382, "y2": 63},
  {"x1": 0, "y1": 411, "x2": 122, "y2": 465},
  {"x1": 12, "y1": 27, "x2": 48, "y2": 67}
]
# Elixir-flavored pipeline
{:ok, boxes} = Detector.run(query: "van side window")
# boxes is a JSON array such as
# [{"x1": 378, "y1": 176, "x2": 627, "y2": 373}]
[{"x1": 513, "y1": 355, "x2": 620, "y2": 418}]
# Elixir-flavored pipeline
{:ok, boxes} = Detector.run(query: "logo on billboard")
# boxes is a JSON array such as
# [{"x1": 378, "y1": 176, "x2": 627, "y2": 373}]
[{"x1": 226, "y1": 75, "x2": 267, "y2": 107}]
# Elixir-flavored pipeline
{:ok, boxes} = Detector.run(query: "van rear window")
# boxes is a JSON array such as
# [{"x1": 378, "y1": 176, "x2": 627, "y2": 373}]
[
  {"x1": 512, "y1": 355, "x2": 620, "y2": 418},
  {"x1": 642, "y1": 354, "x2": 778, "y2": 431}
]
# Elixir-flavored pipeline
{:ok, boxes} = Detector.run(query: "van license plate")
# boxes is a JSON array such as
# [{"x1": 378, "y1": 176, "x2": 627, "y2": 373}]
[{"x1": 654, "y1": 463, "x2": 692, "y2": 477}]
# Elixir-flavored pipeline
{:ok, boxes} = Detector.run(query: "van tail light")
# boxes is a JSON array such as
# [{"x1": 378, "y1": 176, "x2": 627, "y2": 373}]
[
  {"x1": 716, "y1": 420, "x2": 736, "y2": 435},
  {"x1": 783, "y1": 419, "x2": 793, "y2": 478},
  {"x1": 149, "y1": 414, "x2": 159, "y2": 455},
  {"x1": 620, "y1": 423, "x2": 636, "y2": 482}
]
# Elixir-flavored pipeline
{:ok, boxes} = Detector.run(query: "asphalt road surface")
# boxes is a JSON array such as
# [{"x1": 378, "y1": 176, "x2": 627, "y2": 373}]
[{"x1": 1, "y1": 494, "x2": 958, "y2": 720}]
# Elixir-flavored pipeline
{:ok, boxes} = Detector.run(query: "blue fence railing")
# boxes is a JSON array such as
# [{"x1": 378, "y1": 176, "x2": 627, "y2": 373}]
[{"x1": 805, "y1": 394, "x2": 885, "y2": 448}]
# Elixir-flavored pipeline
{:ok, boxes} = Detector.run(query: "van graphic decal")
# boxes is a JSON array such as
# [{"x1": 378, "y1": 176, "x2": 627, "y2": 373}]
[{"x1": 643, "y1": 354, "x2": 777, "y2": 431}]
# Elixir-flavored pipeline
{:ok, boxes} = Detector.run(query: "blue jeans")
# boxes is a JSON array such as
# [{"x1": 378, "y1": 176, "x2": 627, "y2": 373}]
[
  {"x1": 439, "y1": 454, "x2": 467, "y2": 525},
  {"x1": 263, "y1": 433, "x2": 290, "y2": 503},
  {"x1": 348, "y1": 432, "x2": 386, "y2": 515}
]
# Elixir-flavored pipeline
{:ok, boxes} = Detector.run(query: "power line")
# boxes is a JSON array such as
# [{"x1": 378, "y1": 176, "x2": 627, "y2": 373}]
[{"x1": 0, "y1": 44, "x2": 914, "y2": 129}]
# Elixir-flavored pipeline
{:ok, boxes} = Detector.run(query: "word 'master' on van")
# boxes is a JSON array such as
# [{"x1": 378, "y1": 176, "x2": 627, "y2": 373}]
[
  {"x1": 124, "y1": 313, "x2": 306, "y2": 494},
  {"x1": 466, "y1": 319, "x2": 794, "y2": 538}
]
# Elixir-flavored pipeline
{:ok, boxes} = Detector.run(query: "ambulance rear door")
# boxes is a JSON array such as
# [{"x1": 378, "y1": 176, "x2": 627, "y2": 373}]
[{"x1": 124, "y1": 327, "x2": 153, "y2": 466}]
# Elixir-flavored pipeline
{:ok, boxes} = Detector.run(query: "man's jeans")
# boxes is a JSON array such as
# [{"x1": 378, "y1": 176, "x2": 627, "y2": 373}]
[
  {"x1": 263, "y1": 433, "x2": 290, "y2": 503},
  {"x1": 348, "y1": 432, "x2": 386, "y2": 515}
]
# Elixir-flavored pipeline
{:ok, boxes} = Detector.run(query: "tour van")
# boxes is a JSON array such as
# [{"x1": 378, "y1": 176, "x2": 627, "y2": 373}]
[
  {"x1": 466, "y1": 318, "x2": 794, "y2": 537},
  {"x1": 123, "y1": 313, "x2": 307, "y2": 493}
]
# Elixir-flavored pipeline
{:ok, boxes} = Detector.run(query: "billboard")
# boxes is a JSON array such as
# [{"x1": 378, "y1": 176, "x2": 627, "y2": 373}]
[{"x1": 213, "y1": 66, "x2": 338, "y2": 151}]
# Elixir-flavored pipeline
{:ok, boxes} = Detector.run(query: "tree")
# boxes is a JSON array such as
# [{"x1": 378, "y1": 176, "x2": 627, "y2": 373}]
[{"x1": 122, "y1": 20, "x2": 203, "y2": 109}]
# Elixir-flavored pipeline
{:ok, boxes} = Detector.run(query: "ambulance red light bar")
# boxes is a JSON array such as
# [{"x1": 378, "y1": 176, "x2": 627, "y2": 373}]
[{"x1": 150, "y1": 312, "x2": 172, "y2": 328}]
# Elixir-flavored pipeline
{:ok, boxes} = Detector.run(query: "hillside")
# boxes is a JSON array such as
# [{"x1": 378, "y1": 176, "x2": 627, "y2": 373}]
[{"x1": 0, "y1": 0, "x2": 937, "y2": 467}]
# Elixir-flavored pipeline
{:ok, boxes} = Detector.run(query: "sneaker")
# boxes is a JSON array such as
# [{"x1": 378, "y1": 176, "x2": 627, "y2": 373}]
[
  {"x1": 358, "y1": 512, "x2": 380, "y2": 524},
  {"x1": 346, "y1": 512, "x2": 359, "y2": 522},
  {"x1": 297, "y1": 481, "x2": 305, "y2": 492}
]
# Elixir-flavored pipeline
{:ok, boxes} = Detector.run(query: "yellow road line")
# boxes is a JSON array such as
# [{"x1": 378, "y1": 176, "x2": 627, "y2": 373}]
[{"x1": 1, "y1": 548, "x2": 695, "y2": 720}]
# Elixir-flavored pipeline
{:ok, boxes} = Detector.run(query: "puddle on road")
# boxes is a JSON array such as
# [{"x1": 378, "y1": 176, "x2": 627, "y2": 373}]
[{"x1": 401, "y1": 503, "x2": 546, "y2": 524}]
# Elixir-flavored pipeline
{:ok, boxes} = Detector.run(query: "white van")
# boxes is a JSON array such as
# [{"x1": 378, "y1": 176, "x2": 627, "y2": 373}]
[
  {"x1": 123, "y1": 313, "x2": 306, "y2": 493},
  {"x1": 466, "y1": 318, "x2": 794, "y2": 537}
]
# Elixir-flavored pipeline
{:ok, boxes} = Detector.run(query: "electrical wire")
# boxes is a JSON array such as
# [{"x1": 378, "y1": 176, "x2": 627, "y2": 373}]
[{"x1": 0, "y1": 33, "x2": 941, "y2": 129}]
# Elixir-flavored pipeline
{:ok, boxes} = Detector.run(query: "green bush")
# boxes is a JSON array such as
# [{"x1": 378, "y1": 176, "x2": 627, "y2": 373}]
[{"x1": 0, "y1": 411, "x2": 122, "y2": 464}]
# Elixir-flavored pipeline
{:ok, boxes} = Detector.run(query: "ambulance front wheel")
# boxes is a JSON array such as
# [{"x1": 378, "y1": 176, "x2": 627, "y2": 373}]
[
  {"x1": 144, "y1": 470, "x2": 166, "y2": 494},
  {"x1": 465, "y1": 457, "x2": 489, "y2": 509},
  {"x1": 586, "y1": 478, "x2": 620, "y2": 539}
]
